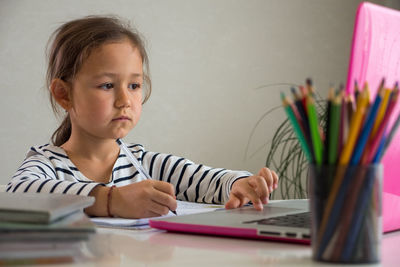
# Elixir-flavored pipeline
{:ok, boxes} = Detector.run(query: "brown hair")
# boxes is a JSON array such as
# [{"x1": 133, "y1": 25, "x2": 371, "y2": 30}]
[{"x1": 46, "y1": 15, "x2": 151, "y2": 146}]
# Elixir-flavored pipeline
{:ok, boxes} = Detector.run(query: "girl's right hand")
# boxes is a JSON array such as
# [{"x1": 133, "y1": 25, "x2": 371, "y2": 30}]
[{"x1": 110, "y1": 180, "x2": 177, "y2": 218}]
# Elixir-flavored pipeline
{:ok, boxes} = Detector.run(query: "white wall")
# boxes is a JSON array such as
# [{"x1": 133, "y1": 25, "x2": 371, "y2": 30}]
[{"x1": 0, "y1": 0, "x2": 389, "y2": 186}]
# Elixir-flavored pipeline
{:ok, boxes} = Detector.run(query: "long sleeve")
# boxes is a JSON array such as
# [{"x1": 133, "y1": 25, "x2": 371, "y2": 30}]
[
  {"x1": 7, "y1": 148, "x2": 100, "y2": 196},
  {"x1": 8, "y1": 143, "x2": 252, "y2": 204},
  {"x1": 138, "y1": 149, "x2": 252, "y2": 204}
]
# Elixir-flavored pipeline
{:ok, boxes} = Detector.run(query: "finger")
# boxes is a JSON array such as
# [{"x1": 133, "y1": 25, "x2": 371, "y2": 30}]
[
  {"x1": 271, "y1": 170, "x2": 279, "y2": 189},
  {"x1": 151, "y1": 189, "x2": 178, "y2": 212},
  {"x1": 153, "y1": 181, "x2": 175, "y2": 196},
  {"x1": 248, "y1": 176, "x2": 269, "y2": 203},
  {"x1": 148, "y1": 199, "x2": 172, "y2": 216},
  {"x1": 225, "y1": 195, "x2": 241, "y2": 209},
  {"x1": 258, "y1": 167, "x2": 274, "y2": 192},
  {"x1": 238, "y1": 182, "x2": 263, "y2": 211}
]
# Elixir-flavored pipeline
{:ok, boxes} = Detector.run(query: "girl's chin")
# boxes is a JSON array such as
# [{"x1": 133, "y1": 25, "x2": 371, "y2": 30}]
[
  {"x1": 112, "y1": 133, "x2": 128, "y2": 140},
  {"x1": 112, "y1": 131, "x2": 130, "y2": 139}
]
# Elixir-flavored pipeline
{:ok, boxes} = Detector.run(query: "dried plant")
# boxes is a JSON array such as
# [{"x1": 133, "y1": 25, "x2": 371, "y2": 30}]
[{"x1": 247, "y1": 84, "x2": 327, "y2": 200}]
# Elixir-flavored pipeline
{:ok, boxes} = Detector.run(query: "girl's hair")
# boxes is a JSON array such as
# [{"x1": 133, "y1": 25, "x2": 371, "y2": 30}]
[{"x1": 46, "y1": 15, "x2": 151, "y2": 146}]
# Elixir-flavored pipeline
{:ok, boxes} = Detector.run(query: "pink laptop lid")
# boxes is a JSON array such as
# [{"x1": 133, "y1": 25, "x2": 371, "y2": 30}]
[{"x1": 346, "y1": 2, "x2": 400, "y2": 232}]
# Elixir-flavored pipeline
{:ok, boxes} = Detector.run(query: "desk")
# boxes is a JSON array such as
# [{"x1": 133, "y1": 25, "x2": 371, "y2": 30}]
[{"x1": 60, "y1": 226, "x2": 400, "y2": 266}]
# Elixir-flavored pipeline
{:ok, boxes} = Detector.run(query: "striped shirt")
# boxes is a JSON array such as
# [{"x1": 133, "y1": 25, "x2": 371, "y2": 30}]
[{"x1": 7, "y1": 143, "x2": 252, "y2": 204}]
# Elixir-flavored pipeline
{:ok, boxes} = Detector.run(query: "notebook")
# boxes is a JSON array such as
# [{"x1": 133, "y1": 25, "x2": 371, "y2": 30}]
[
  {"x1": 0, "y1": 192, "x2": 95, "y2": 224},
  {"x1": 150, "y1": 2, "x2": 400, "y2": 242}
]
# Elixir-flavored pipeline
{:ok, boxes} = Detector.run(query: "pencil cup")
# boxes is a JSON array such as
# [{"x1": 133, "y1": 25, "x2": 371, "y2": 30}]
[{"x1": 309, "y1": 164, "x2": 382, "y2": 263}]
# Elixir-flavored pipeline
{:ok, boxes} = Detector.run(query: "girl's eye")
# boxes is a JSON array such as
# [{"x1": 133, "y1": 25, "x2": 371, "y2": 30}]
[
  {"x1": 128, "y1": 83, "x2": 141, "y2": 90},
  {"x1": 99, "y1": 83, "x2": 113, "y2": 90}
]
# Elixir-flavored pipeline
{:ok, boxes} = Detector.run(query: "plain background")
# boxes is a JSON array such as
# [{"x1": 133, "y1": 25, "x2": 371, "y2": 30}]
[{"x1": 1, "y1": 0, "x2": 398, "y2": 192}]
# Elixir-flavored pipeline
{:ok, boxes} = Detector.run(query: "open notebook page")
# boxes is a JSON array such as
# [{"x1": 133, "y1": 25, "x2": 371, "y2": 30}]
[{"x1": 90, "y1": 201, "x2": 224, "y2": 229}]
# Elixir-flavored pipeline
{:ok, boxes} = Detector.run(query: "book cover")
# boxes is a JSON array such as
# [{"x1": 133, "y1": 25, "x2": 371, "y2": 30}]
[{"x1": 0, "y1": 192, "x2": 95, "y2": 224}]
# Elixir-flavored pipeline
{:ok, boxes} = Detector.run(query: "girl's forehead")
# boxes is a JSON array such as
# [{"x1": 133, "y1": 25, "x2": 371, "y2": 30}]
[
  {"x1": 91, "y1": 40, "x2": 140, "y2": 59},
  {"x1": 79, "y1": 40, "x2": 143, "y2": 76}
]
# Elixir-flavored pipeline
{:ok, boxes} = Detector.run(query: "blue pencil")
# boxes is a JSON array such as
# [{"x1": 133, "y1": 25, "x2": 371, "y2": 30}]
[
  {"x1": 341, "y1": 166, "x2": 379, "y2": 261},
  {"x1": 350, "y1": 87, "x2": 384, "y2": 165},
  {"x1": 316, "y1": 166, "x2": 356, "y2": 259},
  {"x1": 372, "y1": 134, "x2": 386, "y2": 163}
]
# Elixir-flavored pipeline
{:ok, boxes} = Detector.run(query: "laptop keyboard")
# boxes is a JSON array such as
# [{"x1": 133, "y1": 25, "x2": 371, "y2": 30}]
[{"x1": 245, "y1": 212, "x2": 311, "y2": 228}]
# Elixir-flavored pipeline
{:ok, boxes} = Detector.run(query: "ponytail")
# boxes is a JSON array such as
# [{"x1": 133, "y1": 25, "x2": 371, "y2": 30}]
[{"x1": 51, "y1": 115, "x2": 72, "y2": 146}]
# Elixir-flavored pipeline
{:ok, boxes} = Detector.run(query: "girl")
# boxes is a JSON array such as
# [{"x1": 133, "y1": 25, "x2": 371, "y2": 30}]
[{"x1": 7, "y1": 16, "x2": 279, "y2": 219}]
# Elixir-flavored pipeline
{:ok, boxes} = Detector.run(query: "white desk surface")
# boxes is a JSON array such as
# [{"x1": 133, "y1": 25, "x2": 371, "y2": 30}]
[{"x1": 59, "y1": 225, "x2": 400, "y2": 267}]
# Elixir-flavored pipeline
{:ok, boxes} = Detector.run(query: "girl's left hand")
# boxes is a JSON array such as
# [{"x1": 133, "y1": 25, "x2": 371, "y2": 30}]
[{"x1": 225, "y1": 167, "x2": 279, "y2": 211}]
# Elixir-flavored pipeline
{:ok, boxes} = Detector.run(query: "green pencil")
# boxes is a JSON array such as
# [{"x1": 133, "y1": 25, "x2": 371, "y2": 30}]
[
  {"x1": 306, "y1": 95, "x2": 323, "y2": 165},
  {"x1": 281, "y1": 92, "x2": 312, "y2": 162}
]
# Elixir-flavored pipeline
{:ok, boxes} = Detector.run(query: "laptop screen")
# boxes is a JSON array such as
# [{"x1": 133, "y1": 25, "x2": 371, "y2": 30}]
[{"x1": 345, "y1": 2, "x2": 400, "y2": 232}]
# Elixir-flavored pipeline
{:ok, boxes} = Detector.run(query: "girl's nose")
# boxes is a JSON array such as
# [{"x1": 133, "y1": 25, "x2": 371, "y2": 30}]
[{"x1": 115, "y1": 87, "x2": 131, "y2": 108}]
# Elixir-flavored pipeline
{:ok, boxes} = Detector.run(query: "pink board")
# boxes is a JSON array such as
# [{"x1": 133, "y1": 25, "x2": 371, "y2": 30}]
[{"x1": 346, "y1": 2, "x2": 400, "y2": 232}]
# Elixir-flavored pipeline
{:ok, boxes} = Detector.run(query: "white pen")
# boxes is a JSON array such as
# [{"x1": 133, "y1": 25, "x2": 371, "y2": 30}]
[
  {"x1": 116, "y1": 139, "x2": 177, "y2": 215},
  {"x1": 116, "y1": 138, "x2": 151, "y2": 181}
]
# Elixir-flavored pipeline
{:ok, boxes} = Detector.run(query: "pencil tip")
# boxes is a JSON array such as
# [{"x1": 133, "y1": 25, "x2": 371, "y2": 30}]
[{"x1": 328, "y1": 87, "x2": 335, "y2": 100}]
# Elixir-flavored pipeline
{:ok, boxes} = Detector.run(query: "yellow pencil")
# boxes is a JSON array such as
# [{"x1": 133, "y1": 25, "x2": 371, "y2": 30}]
[
  {"x1": 371, "y1": 87, "x2": 391, "y2": 137},
  {"x1": 339, "y1": 87, "x2": 369, "y2": 165},
  {"x1": 364, "y1": 82, "x2": 371, "y2": 104}
]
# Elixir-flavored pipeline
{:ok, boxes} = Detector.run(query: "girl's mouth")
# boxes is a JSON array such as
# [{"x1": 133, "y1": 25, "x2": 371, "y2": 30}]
[{"x1": 112, "y1": 116, "x2": 131, "y2": 121}]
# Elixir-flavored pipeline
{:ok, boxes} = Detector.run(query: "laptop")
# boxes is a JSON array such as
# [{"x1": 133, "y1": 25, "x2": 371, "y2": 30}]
[
  {"x1": 345, "y1": 2, "x2": 400, "y2": 233},
  {"x1": 150, "y1": 2, "x2": 400, "y2": 242},
  {"x1": 150, "y1": 200, "x2": 310, "y2": 244}
]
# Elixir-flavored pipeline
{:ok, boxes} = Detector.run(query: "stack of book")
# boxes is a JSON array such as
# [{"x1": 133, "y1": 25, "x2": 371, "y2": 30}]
[{"x1": 0, "y1": 192, "x2": 96, "y2": 265}]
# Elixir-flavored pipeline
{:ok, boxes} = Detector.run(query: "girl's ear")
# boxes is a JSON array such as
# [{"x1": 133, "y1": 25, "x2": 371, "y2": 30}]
[{"x1": 50, "y1": 79, "x2": 72, "y2": 111}]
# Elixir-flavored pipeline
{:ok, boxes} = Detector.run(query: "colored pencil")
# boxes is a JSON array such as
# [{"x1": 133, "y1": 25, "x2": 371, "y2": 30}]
[
  {"x1": 346, "y1": 94, "x2": 355, "y2": 123},
  {"x1": 306, "y1": 78, "x2": 316, "y2": 97},
  {"x1": 341, "y1": 166, "x2": 377, "y2": 261},
  {"x1": 280, "y1": 79, "x2": 400, "y2": 262},
  {"x1": 383, "y1": 111, "x2": 400, "y2": 154},
  {"x1": 382, "y1": 83, "x2": 400, "y2": 154},
  {"x1": 299, "y1": 85, "x2": 308, "y2": 110},
  {"x1": 281, "y1": 92, "x2": 313, "y2": 162},
  {"x1": 354, "y1": 80, "x2": 360, "y2": 102},
  {"x1": 330, "y1": 166, "x2": 368, "y2": 260},
  {"x1": 291, "y1": 87, "x2": 311, "y2": 139},
  {"x1": 350, "y1": 86, "x2": 384, "y2": 165},
  {"x1": 339, "y1": 88, "x2": 369, "y2": 165},
  {"x1": 328, "y1": 93, "x2": 341, "y2": 164},
  {"x1": 338, "y1": 89, "x2": 346, "y2": 157},
  {"x1": 316, "y1": 165, "x2": 355, "y2": 258},
  {"x1": 371, "y1": 87, "x2": 391, "y2": 137},
  {"x1": 323, "y1": 87, "x2": 334, "y2": 164},
  {"x1": 366, "y1": 88, "x2": 399, "y2": 163},
  {"x1": 316, "y1": 88, "x2": 369, "y2": 256},
  {"x1": 373, "y1": 134, "x2": 387, "y2": 163},
  {"x1": 307, "y1": 95, "x2": 323, "y2": 165}
]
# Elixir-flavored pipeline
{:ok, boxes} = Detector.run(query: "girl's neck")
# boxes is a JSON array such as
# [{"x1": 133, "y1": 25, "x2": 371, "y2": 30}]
[{"x1": 61, "y1": 135, "x2": 120, "y2": 161}]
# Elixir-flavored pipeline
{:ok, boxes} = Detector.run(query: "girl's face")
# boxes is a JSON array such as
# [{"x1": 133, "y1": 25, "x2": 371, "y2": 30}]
[{"x1": 69, "y1": 39, "x2": 143, "y2": 141}]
